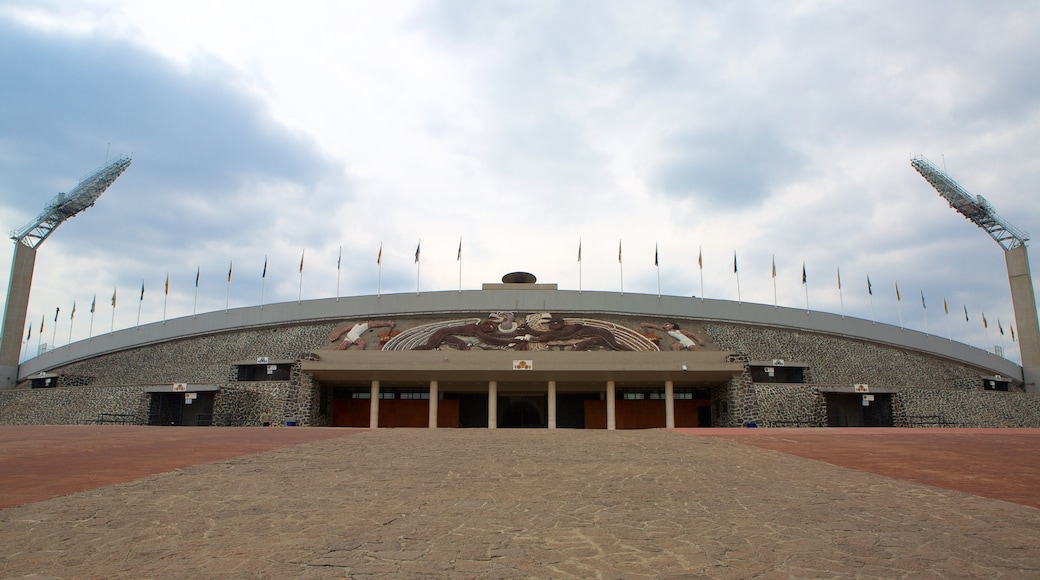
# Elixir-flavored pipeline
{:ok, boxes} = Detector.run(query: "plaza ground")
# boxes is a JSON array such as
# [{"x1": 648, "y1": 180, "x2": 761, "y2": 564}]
[{"x1": 1, "y1": 426, "x2": 1038, "y2": 577}]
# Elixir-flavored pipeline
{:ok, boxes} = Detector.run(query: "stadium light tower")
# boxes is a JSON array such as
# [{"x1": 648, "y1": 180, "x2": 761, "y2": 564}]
[
  {"x1": 0, "y1": 155, "x2": 132, "y2": 390},
  {"x1": 911, "y1": 155, "x2": 1040, "y2": 392}
]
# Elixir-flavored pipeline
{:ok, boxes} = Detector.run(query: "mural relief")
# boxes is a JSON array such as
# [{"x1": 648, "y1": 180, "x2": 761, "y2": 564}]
[
  {"x1": 382, "y1": 313, "x2": 660, "y2": 352},
  {"x1": 639, "y1": 322, "x2": 708, "y2": 351},
  {"x1": 328, "y1": 320, "x2": 396, "y2": 351}
]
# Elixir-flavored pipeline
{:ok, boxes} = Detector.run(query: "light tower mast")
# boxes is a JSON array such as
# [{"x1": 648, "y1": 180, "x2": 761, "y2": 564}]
[
  {"x1": 0, "y1": 155, "x2": 132, "y2": 390},
  {"x1": 911, "y1": 155, "x2": 1039, "y2": 392}
]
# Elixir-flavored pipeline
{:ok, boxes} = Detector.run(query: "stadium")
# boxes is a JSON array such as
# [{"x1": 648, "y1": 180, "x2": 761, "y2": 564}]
[{"x1": 1, "y1": 157, "x2": 1038, "y2": 429}]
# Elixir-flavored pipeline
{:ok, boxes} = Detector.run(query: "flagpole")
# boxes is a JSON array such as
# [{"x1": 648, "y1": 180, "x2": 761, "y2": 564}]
[
  {"x1": 111, "y1": 288, "x2": 116, "y2": 334},
  {"x1": 136, "y1": 281, "x2": 144, "y2": 329},
  {"x1": 298, "y1": 249, "x2": 305, "y2": 303},
  {"x1": 193, "y1": 267, "x2": 199, "y2": 318},
  {"x1": 261, "y1": 256, "x2": 267, "y2": 309},
  {"x1": 698, "y1": 246, "x2": 703, "y2": 301},
  {"x1": 618, "y1": 239, "x2": 624, "y2": 295},
  {"x1": 457, "y1": 237, "x2": 462, "y2": 293},
  {"x1": 771, "y1": 255, "x2": 777, "y2": 308},
  {"x1": 415, "y1": 240, "x2": 421, "y2": 295},
  {"x1": 895, "y1": 283, "x2": 903, "y2": 329},
  {"x1": 578, "y1": 238, "x2": 582, "y2": 294},
  {"x1": 867, "y1": 276, "x2": 875, "y2": 324},
  {"x1": 38, "y1": 316, "x2": 44, "y2": 354},
  {"x1": 921, "y1": 291, "x2": 928, "y2": 335},
  {"x1": 337, "y1": 246, "x2": 342, "y2": 301},
  {"x1": 983, "y1": 313, "x2": 989, "y2": 349},
  {"x1": 655, "y1": 243, "x2": 661, "y2": 298},
  {"x1": 377, "y1": 243, "x2": 383, "y2": 297},
  {"x1": 23, "y1": 328, "x2": 30, "y2": 360},
  {"x1": 837, "y1": 267, "x2": 844, "y2": 318},
  {"x1": 226, "y1": 261, "x2": 233, "y2": 314},
  {"x1": 734, "y1": 252, "x2": 740, "y2": 304},
  {"x1": 802, "y1": 262, "x2": 808, "y2": 313},
  {"x1": 52, "y1": 308, "x2": 58, "y2": 347},
  {"x1": 964, "y1": 306, "x2": 972, "y2": 347},
  {"x1": 68, "y1": 302, "x2": 75, "y2": 346},
  {"x1": 89, "y1": 295, "x2": 95, "y2": 340},
  {"x1": 163, "y1": 275, "x2": 169, "y2": 324},
  {"x1": 944, "y1": 299, "x2": 952, "y2": 342}
]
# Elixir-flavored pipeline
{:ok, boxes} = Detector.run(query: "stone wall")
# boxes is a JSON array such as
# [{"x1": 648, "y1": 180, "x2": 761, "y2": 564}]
[
  {"x1": 702, "y1": 323, "x2": 1011, "y2": 391},
  {"x1": 0, "y1": 385, "x2": 148, "y2": 425}
]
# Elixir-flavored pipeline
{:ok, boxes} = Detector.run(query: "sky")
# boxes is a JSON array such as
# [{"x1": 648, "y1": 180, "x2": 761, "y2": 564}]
[{"x1": 1, "y1": 0, "x2": 1038, "y2": 364}]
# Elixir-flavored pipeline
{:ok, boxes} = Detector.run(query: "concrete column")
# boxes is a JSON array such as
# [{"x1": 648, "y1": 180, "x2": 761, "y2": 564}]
[
  {"x1": 369, "y1": 380, "x2": 380, "y2": 429},
  {"x1": 665, "y1": 380, "x2": 675, "y2": 429},
  {"x1": 488, "y1": 380, "x2": 497, "y2": 429},
  {"x1": 428, "y1": 380, "x2": 438, "y2": 429},
  {"x1": 606, "y1": 380, "x2": 616, "y2": 430},
  {"x1": 0, "y1": 242, "x2": 37, "y2": 390},
  {"x1": 1006, "y1": 245, "x2": 1040, "y2": 392},
  {"x1": 547, "y1": 380, "x2": 557, "y2": 429}
]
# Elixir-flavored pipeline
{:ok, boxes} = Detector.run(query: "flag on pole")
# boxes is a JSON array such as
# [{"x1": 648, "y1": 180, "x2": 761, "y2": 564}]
[
  {"x1": 299, "y1": 250, "x2": 305, "y2": 272},
  {"x1": 836, "y1": 267, "x2": 841, "y2": 289},
  {"x1": 111, "y1": 288, "x2": 117, "y2": 308},
  {"x1": 654, "y1": 244, "x2": 659, "y2": 266},
  {"x1": 801, "y1": 262, "x2": 806, "y2": 284},
  {"x1": 998, "y1": 320, "x2": 1004, "y2": 335},
  {"x1": 414, "y1": 241, "x2": 421, "y2": 263},
  {"x1": 771, "y1": 256, "x2": 776, "y2": 278},
  {"x1": 140, "y1": 282, "x2": 145, "y2": 301},
  {"x1": 1011, "y1": 325, "x2": 1016, "y2": 342},
  {"x1": 943, "y1": 298, "x2": 948, "y2": 315},
  {"x1": 618, "y1": 240, "x2": 623, "y2": 263},
  {"x1": 895, "y1": 282, "x2": 901, "y2": 301},
  {"x1": 70, "y1": 301, "x2": 76, "y2": 320},
  {"x1": 337, "y1": 246, "x2": 342, "y2": 270},
  {"x1": 377, "y1": 243, "x2": 382, "y2": 264},
  {"x1": 262, "y1": 257, "x2": 267, "y2": 278},
  {"x1": 964, "y1": 304, "x2": 969, "y2": 322},
  {"x1": 867, "y1": 275, "x2": 873, "y2": 295},
  {"x1": 40, "y1": 314, "x2": 45, "y2": 334},
  {"x1": 920, "y1": 291, "x2": 926, "y2": 309},
  {"x1": 195, "y1": 267, "x2": 200, "y2": 288},
  {"x1": 698, "y1": 247, "x2": 703, "y2": 270},
  {"x1": 164, "y1": 274, "x2": 169, "y2": 295},
  {"x1": 228, "y1": 261, "x2": 233, "y2": 282},
  {"x1": 733, "y1": 252, "x2": 738, "y2": 273},
  {"x1": 577, "y1": 239, "x2": 582, "y2": 262},
  {"x1": 26, "y1": 325, "x2": 31, "y2": 341},
  {"x1": 90, "y1": 295, "x2": 96, "y2": 314},
  {"x1": 54, "y1": 306, "x2": 60, "y2": 321},
  {"x1": 457, "y1": 238, "x2": 462, "y2": 261},
  {"x1": 982, "y1": 312, "x2": 988, "y2": 328}
]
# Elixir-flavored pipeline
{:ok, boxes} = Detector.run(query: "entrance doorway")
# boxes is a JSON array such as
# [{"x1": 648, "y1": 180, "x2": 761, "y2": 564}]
[
  {"x1": 498, "y1": 395, "x2": 547, "y2": 428},
  {"x1": 148, "y1": 392, "x2": 215, "y2": 426},
  {"x1": 825, "y1": 393, "x2": 893, "y2": 427}
]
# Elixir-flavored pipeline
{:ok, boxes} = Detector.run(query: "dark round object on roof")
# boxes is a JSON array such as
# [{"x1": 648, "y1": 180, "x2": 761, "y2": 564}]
[{"x1": 502, "y1": 272, "x2": 537, "y2": 284}]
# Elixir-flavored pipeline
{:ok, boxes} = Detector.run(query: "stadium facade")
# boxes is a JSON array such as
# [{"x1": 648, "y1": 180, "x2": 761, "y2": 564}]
[{"x1": 1, "y1": 278, "x2": 1037, "y2": 429}]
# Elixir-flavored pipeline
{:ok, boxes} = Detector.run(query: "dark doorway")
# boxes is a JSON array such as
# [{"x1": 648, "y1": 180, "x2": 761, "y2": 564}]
[
  {"x1": 556, "y1": 393, "x2": 599, "y2": 429},
  {"x1": 448, "y1": 394, "x2": 489, "y2": 428},
  {"x1": 825, "y1": 393, "x2": 893, "y2": 427},
  {"x1": 499, "y1": 396, "x2": 547, "y2": 428},
  {"x1": 148, "y1": 392, "x2": 215, "y2": 426}
]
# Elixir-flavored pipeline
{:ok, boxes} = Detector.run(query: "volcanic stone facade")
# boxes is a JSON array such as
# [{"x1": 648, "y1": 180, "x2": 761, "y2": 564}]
[{"x1": 1, "y1": 315, "x2": 1035, "y2": 428}]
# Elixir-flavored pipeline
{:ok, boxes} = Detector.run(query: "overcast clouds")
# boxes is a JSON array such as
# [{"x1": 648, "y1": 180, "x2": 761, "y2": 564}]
[{"x1": 1, "y1": 0, "x2": 1038, "y2": 363}]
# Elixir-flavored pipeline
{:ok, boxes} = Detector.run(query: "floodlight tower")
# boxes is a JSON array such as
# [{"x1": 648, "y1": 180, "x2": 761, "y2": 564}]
[
  {"x1": 0, "y1": 155, "x2": 132, "y2": 390},
  {"x1": 911, "y1": 155, "x2": 1040, "y2": 392}
]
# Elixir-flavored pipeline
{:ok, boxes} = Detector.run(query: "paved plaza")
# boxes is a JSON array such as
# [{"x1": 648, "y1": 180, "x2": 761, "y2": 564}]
[{"x1": 1, "y1": 427, "x2": 1039, "y2": 578}]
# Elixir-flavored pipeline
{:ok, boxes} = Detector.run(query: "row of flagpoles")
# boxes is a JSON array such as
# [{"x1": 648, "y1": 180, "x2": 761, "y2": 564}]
[{"x1": 22, "y1": 239, "x2": 1019, "y2": 359}]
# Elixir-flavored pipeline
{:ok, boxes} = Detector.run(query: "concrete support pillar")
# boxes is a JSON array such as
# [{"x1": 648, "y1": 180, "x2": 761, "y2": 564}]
[
  {"x1": 0, "y1": 242, "x2": 37, "y2": 390},
  {"x1": 488, "y1": 380, "x2": 497, "y2": 429},
  {"x1": 428, "y1": 380, "x2": 438, "y2": 429},
  {"x1": 547, "y1": 380, "x2": 557, "y2": 429},
  {"x1": 1006, "y1": 245, "x2": 1040, "y2": 392},
  {"x1": 369, "y1": 380, "x2": 380, "y2": 429},
  {"x1": 665, "y1": 380, "x2": 675, "y2": 429},
  {"x1": 606, "y1": 380, "x2": 616, "y2": 431}
]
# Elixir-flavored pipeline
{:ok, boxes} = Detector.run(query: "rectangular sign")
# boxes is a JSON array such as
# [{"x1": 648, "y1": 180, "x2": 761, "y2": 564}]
[
  {"x1": 854, "y1": 384, "x2": 869, "y2": 393},
  {"x1": 173, "y1": 383, "x2": 188, "y2": 392},
  {"x1": 256, "y1": 356, "x2": 270, "y2": 364},
  {"x1": 512, "y1": 360, "x2": 533, "y2": 370}
]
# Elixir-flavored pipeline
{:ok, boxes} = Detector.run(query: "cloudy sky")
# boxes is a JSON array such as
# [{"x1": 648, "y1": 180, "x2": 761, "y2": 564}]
[{"x1": 2, "y1": 0, "x2": 1038, "y2": 363}]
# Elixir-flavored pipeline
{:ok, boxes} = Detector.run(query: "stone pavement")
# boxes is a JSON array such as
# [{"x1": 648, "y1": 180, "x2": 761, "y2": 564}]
[{"x1": 1, "y1": 428, "x2": 1039, "y2": 578}]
